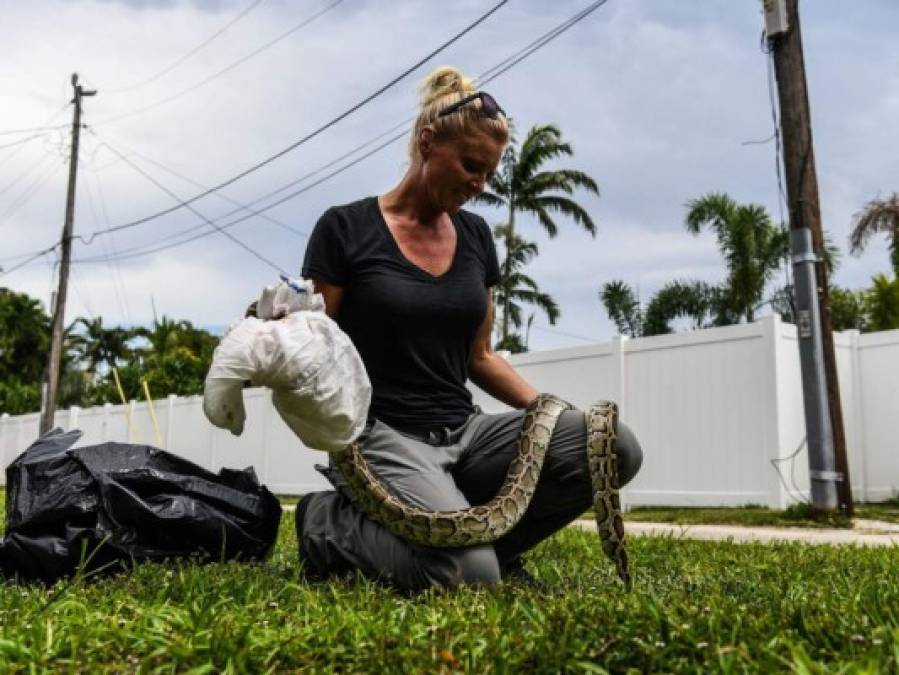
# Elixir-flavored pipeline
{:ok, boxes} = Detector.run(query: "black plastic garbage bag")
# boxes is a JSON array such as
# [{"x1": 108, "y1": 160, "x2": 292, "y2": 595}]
[{"x1": 0, "y1": 428, "x2": 281, "y2": 583}]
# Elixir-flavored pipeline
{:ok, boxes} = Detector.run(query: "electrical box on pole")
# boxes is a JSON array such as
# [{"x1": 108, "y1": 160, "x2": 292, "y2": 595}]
[{"x1": 762, "y1": 0, "x2": 789, "y2": 37}]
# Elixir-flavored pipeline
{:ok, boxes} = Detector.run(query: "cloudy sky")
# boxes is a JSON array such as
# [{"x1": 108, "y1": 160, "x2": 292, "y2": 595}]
[{"x1": 1, "y1": 0, "x2": 896, "y2": 351}]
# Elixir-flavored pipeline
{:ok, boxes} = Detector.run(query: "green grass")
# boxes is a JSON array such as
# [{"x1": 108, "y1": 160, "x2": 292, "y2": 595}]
[
  {"x1": 621, "y1": 503, "x2": 853, "y2": 529},
  {"x1": 855, "y1": 498, "x2": 899, "y2": 524},
  {"x1": 621, "y1": 501, "x2": 899, "y2": 529},
  {"x1": 0, "y1": 489, "x2": 898, "y2": 671}
]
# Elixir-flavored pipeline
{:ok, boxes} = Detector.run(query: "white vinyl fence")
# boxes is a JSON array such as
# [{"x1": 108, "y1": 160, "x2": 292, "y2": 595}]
[{"x1": 2, "y1": 315, "x2": 897, "y2": 506}]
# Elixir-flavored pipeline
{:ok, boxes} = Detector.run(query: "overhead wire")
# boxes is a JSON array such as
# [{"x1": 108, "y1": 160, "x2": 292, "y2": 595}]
[
  {"x1": 95, "y1": 139, "x2": 290, "y2": 275},
  {"x1": 97, "y1": 137, "x2": 309, "y2": 239},
  {"x1": 94, "y1": 0, "x2": 344, "y2": 124},
  {"x1": 103, "y1": 0, "x2": 266, "y2": 94},
  {"x1": 0, "y1": 155, "x2": 66, "y2": 224},
  {"x1": 0, "y1": 151, "x2": 59, "y2": 199},
  {"x1": 11, "y1": 0, "x2": 607, "y2": 270},
  {"x1": 79, "y1": 0, "x2": 509, "y2": 241},
  {"x1": 80, "y1": 157, "x2": 130, "y2": 321},
  {"x1": 75, "y1": 0, "x2": 609, "y2": 264},
  {"x1": 0, "y1": 123, "x2": 68, "y2": 137},
  {"x1": 0, "y1": 244, "x2": 60, "y2": 277},
  {"x1": 0, "y1": 102, "x2": 70, "y2": 172},
  {"x1": 90, "y1": 161, "x2": 134, "y2": 324},
  {"x1": 0, "y1": 133, "x2": 51, "y2": 152},
  {"x1": 75, "y1": 128, "x2": 407, "y2": 263}
]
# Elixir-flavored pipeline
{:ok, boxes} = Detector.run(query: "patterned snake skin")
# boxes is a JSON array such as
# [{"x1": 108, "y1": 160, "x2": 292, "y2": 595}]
[{"x1": 332, "y1": 393, "x2": 630, "y2": 585}]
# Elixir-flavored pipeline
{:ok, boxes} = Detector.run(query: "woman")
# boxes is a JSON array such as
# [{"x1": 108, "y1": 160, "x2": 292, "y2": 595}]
[{"x1": 298, "y1": 66, "x2": 643, "y2": 591}]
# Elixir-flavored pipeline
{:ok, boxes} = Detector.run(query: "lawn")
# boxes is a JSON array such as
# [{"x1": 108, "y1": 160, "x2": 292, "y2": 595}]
[
  {"x1": 1, "y1": 489, "x2": 898, "y2": 672},
  {"x1": 621, "y1": 501, "x2": 899, "y2": 529}
]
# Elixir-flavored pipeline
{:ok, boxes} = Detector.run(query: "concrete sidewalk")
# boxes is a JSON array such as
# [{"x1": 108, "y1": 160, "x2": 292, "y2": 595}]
[{"x1": 573, "y1": 518, "x2": 899, "y2": 547}]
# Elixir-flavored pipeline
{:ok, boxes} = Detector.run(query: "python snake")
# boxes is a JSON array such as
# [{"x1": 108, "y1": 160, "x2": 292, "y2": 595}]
[{"x1": 332, "y1": 394, "x2": 630, "y2": 586}]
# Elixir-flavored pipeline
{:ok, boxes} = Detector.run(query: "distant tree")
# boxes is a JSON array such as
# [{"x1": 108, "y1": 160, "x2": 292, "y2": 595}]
[
  {"x1": 850, "y1": 192, "x2": 899, "y2": 276},
  {"x1": 599, "y1": 281, "x2": 643, "y2": 338},
  {"x1": 474, "y1": 124, "x2": 598, "y2": 344},
  {"x1": 829, "y1": 287, "x2": 869, "y2": 332},
  {"x1": 685, "y1": 193, "x2": 789, "y2": 323},
  {"x1": 68, "y1": 316, "x2": 134, "y2": 374},
  {"x1": 865, "y1": 274, "x2": 899, "y2": 331},
  {"x1": 0, "y1": 288, "x2": 50, "y2": 383},
  {"x1": 600, "y1": 279, "x2": 722, "y2": 337},
  {"x1": 643, "y1": 280, "x2": 722, "y2": 335},
  {"x1": 0, "y1": 288, "x2": 51, "y2": 414},
  {"x1": 492, "y1": 226, "x2": 559, "y2": 353}
]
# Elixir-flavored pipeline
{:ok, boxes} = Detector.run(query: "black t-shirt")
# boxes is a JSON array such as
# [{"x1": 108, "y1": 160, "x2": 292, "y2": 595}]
[{"x1": 302, "y1": 196, "x2": 500, "y2": 432}]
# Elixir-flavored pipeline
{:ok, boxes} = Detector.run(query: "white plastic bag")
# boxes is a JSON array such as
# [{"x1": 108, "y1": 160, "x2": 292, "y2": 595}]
[{"x1": 203, "y1": 279, "x2": 371, "y2": 453}]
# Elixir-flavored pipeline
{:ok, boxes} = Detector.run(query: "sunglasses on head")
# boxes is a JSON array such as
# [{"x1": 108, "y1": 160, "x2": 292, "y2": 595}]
[{"x1": 437, "y1": 91, "x2": 506, "y2": 120}]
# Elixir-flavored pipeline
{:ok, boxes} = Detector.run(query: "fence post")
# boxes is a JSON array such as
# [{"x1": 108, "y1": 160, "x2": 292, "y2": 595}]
[
  {"x1": 68, "y1": 405, "x2": 80, "y2": 432},
  {"x1": 260, "y1": 391, "x2": 273, "y2": 488},
  {"x1": 1, "y1": 413, "x2": 8, "y2": 476},
  {"x1": 129, "y1": 400, "x2": 138, "y2": 443},
  {"x1": 848, "y1": 329, "x2": 868, "y2": 502},
  {"x1": 166, "y1": 394, "x2": 177, "y2": 450},
  {"x1": 610, "y1": 335, "x2": 628, "y2": 419},
  {"x1": 761, "y1": 314, "x2": 788, "y2": 508}
]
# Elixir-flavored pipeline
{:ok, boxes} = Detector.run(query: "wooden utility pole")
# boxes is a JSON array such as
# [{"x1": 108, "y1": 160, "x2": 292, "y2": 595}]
[
  {"x1": 39, "y1": 74, "x2": 96, "y2": 435},
  {"x1": 769, "y1": 0, "x2": 852, "y2": 514}
]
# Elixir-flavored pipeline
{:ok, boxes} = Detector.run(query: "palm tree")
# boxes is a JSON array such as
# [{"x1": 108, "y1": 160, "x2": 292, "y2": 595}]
[
  {"x1": 599, "y1": 281, "x2": 643, "y2": 338},
  {"x1": 68, "y1": 316, "x2": 134, "y2": 374},
  {"x1": 474, "y1": 124, "x2": 599, "y2": 344},
  {"x1": 849, "y1": 192, "x2": 899, "y2": 276},
  {"x1": 865, "y1": 274, "x2": 899, "y2": 331},
  {"x1": 493, "y1": 225, "x2": 559, "y2": 353},
  {"x1": 685, "y1": 193, "x2": 789, "y2": 323},
  {"x1": 600, "y1": 279, "x2": 722, "y2": 337},
  {"x1": 643, "y1": 280, "x2": 723, "y2": 335}
]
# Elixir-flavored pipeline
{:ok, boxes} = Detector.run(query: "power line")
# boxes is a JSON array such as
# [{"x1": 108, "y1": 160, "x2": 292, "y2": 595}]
[
  {"x1": 0, "y1": 123, "x2": 68, "y2": 137},
  {"x1": 0, "y1": 132, "x2": 50, "y2": 152},
  {"x1": 90, "y1": 164, "x2": 134, "y2": 324},
  {"x1": 0, "y1": 156, "x2": 66, "y2": 224},
  {"x1": 0, "y1": 103, "x2": 70, "y2": 171},
  {"x1": 10, "y1": 0, "x2": 607, "y2": 269},
  {"x1": 98, "y1": 140, "x2": 289, "y2": 275},
  {"x1": 80, "y1": 162, "x2": 130, "y2": 322},
  {"x1": 478, "y1": 0, "x2": 609, "y2": 85},
  {"x1": 75, "y1": 128, "x2": 407, "y2": 264},
  {"x1": 72, "y1": 0, "x2": 605, "y2": 260},
  {"x1": 0, "y1": 244, "x2": 59, "y2": 277},
  {"x1": 0, "y1": 151, "x2": 58, "y2": 198},
  {"x1": 93, "y1": 134, "x2": 308, "y2": 239},
  {"x1": 95, "y1": 0, "x2": 344, "y2": 124},
  {"x1": 76, "y1": 0, "x2": 607, "y2": 263},
  {"x1": 80, "y1": 0, "x2": 509, "y2": 241},
  {"x1": 104, "y1": 0, "x2": 266, "y2": 94}
]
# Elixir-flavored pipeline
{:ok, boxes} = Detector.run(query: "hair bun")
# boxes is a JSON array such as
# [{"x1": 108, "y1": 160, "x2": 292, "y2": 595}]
[{"x1": 419, "y1": 66, "x2": 475, "y2": 109}]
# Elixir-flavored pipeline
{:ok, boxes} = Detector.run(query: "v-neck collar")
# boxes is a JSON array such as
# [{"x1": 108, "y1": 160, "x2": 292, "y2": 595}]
[{"x1": 372, "y1": 196, "x2": 461, "y2": 281}]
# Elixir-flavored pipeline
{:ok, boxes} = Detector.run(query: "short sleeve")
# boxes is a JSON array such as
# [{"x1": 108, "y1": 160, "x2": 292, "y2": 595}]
[
  {"x1": 484, "y1": 231, "x2": 500, "y2": 287},
  {"x1": 468, "y1": 212, "x2": 500, "y2": 287},
  {"x1": 302, "y1": 207, "x2": 349, "y2": 286}
]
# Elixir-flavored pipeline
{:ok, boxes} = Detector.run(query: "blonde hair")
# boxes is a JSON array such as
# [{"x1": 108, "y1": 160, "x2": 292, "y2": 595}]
[{"x1": 409, "y1": 66, "x2": 509, "y2": 161}]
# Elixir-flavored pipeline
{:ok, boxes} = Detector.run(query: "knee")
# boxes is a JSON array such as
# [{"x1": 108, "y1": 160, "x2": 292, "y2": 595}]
[
  {"x1": 418, "y1": 545, "x2": 501, "y2": 589},
  {"x1": 616, "y1": 421, "x2": 643, "y2": 486}
]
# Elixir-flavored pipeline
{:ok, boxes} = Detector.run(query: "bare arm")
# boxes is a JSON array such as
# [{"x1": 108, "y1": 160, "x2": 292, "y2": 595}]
[
  {"x1": 468, "y1": 289, "x2": 539, "y2": 409},
  {"x1": 312, "y1": 279, "x2": 344, "y2": 321}
]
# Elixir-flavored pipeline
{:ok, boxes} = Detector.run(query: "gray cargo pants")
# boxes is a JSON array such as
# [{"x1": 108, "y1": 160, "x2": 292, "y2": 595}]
[{"x1": 298, "y1": 408, "x2": 643, "y2": 591}]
